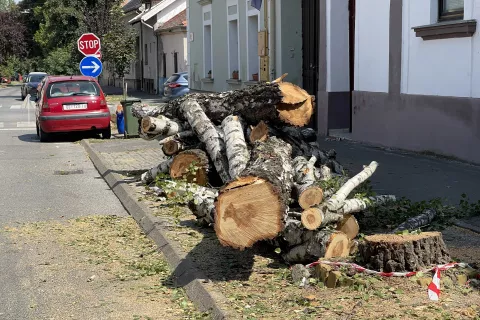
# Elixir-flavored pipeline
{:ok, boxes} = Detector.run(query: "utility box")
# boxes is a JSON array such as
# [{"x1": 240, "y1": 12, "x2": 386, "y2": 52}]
[
  {"x1": 120, "y1": 98, "x2": 141, "y2": 139},
  {"x1": 260, "y1": 56, "x2": 269, "y2": 82}
]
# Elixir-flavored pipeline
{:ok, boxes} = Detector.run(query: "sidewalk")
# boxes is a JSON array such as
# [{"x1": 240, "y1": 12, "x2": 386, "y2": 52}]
[{"x1": 318, "y1": 138, "x2": 480, "y2": 205}]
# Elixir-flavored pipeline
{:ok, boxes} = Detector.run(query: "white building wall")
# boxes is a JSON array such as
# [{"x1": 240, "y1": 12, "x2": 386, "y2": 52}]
[
  {"x1": 354, "y1": 0, "x2": 390, "y2": 93},
  {"x1": 327, "y1": 0, "x2": 350, "y2": 92},
  {"x1": 161, "y1": 32, "x2": 188, "y2": 77},
  {"x1": 142, "y1": 25, "x2": 158, "y2": 91},
  {"x1": 401, "y1": 0, "x2": 480, "y2": 98}
]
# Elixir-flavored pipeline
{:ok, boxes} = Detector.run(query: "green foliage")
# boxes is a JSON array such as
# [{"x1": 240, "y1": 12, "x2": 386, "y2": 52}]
[
  {"x1": 0, "y1": 56, "x2": 20, "y2": 78},
  {"x1": 102, "y1": 4, "x2": 137, "y2": 78},
  {"x1": 0, "y1": 0, "x2": 15, "y2": 12},
  {"x1": 41, "y1": 46, "x2": 78, "y2": 75},
  {"x1": 357, "y1": 193, "x2": 480, "y2": 233}
]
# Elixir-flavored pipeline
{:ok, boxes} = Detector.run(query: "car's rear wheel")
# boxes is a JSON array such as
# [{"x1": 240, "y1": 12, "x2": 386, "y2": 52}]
[
  {"x1": 38, "y1": 124, "x2": 50, "y2": 142},
  {"x1": 101, "y1": 124, "x2": 111, "y2": 139}
]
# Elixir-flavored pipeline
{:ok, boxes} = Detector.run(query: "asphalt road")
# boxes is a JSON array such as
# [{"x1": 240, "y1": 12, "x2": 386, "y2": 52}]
[{"x1": 0, "y1": 86, "x2": 128, "y2": 319}]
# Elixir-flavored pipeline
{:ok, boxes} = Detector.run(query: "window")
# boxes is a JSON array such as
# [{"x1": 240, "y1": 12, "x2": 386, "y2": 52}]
[
  {"x1": 227, "y1": 0, "x2": 239, "y2": 79},
  {"x1": 47, "y1": 81, "x2": 100, "y2": 98},
  {"x1": 162, "y1": 53, "x2": 167, "y2": 78},
  {"x1": 439, "y1": 0, "x2": 464, "y2": 21},
  {"x1": 174, "y1": 52, "x2": 178, "y2": 73},
  {"x1": 203, "y1": 4, "x2": 213, "y2": 78},
  {"x1": 144, "y1": 44, "x2": 148, "y2": 65}
]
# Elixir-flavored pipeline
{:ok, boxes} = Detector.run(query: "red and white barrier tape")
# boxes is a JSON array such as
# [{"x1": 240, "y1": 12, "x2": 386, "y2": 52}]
[{"x1": 304, "y1": 260, "x2": 472, "y2": 301}]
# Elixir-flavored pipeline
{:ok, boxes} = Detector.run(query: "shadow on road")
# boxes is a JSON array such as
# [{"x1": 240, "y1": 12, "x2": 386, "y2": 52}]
[{"x1": 17, "y1": 132, "x2": 103, "y2": 143}]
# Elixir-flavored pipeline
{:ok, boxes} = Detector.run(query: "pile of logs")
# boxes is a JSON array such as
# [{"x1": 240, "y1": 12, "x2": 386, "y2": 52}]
[{"x1": 131, "y1": 75, "x2": 401, "y2": 264}]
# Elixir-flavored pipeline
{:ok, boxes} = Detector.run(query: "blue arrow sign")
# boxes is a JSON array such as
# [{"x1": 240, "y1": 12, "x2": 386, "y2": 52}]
[{"x1": 79, "y1": 56, "x2": 103, "y2": 77}]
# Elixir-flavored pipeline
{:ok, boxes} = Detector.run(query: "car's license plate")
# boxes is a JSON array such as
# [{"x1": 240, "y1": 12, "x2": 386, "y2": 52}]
[{"x1": 63, "y1": 104, "x2": 87, "y2": 110}]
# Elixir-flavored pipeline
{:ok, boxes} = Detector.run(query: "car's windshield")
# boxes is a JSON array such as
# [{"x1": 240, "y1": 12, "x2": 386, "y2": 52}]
[
  {"x1": 47, "y1": 81, "x2": 100, "y2": 98},
  {"x1": 29, "y1": 75, "x2": 46, "y2": 83}
]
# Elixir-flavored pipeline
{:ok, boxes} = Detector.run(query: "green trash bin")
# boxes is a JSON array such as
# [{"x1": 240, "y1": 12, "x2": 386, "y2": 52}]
[{"x1": 120, "y1": 98, "x2": 141, "y2": 139}]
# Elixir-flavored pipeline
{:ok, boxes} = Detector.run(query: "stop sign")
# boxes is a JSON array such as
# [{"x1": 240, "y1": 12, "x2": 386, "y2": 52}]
[{"x1": 77, "y1": 33, "x2": 101, "y2": 56}]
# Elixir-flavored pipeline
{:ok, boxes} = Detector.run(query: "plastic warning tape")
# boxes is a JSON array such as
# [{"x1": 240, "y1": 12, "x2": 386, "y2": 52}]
[{"x1": 305, "y1": 260, "x2": 469, "y2": 278}]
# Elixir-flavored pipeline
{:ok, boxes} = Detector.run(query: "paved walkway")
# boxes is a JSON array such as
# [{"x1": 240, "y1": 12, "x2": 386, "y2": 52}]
[
  {"x1": 85, "y1": 139, "x2": 165, "y2": 174},
  {"x1": 318, "y1": 138, "x2": 480, "y2": 205}
]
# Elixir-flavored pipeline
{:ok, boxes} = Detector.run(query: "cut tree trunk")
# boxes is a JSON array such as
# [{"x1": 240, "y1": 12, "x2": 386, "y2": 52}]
[
  {"x1": 169, "y1": 149, "x2": 209, "y2": 186},
  {"x1": 336, "y1": 214, "x2": 359, "y2": 240},
  {"x1": 300, "y1": 206, "x2": 344, "y2": 230},
  {"x1": 337, "y1": 195, "x2": 397, "y2": 214},
  {"x1": 141, "y1": 116, "x2": 184, "y2": 137},
  {"x1": 221, "y1": 115, "x2": 250, "y2": 178},
  {"x1": 292, "y1": 156, "x2": 323, "y2": 209},
  {"x1": 249, "y1": 121, "x2": 269, "y2": 143},
  {"x1": 391, "y1": 209, "x2": 437, "y2": 233},
  {"x1": 179, "y1": 99, "x2": 230, "y2": 183},
  {"x1": 358, "y1": 232, "x2": 451, "y2": 272},
  {"x1": 162, "y1": 140, "x2": 186, "y2": 156},
  {"x1": 215, "y1": 137, "x2": 293, "y2": 249},
  {"x1": 294, "y1": 184, "x2": 324, "y2": 210},
  {"x1": 141, "y1": 158, "x2": 173, "y2": 184},
  {"x1": 268, "y1": 126, "x2": 343, "y2": 173},
  {"x1": 326, "y1": 161, "x2": 378, "y2": 211},
  {"x1": 282, "y1": 230, "x2": 350, "y2": 263},
  {"x1": 164, "y1": 81, "x2": 314, "y2": 127},
  {"x1": 158, "y1": 131, "x2": 195, "y2": 145}
]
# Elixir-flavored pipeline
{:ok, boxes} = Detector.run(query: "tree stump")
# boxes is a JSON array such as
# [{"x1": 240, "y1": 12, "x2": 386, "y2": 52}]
[{"x1": 358, "y1": 232, "x2": 451, "y2": 272}]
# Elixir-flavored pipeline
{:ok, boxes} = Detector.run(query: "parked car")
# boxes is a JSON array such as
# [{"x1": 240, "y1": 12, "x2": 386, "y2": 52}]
[
  {"x1": 163, "y1": 72, "x2": 189, "y2": 100},
  {"x1": 1, "y1": 76, "x2": 11, "y2": 84},
  {"x1": 21, "y1": 72, "x2": 47, "y2": 100},
  {"x1": 34, "y1": 75, "x2": 111, "y2": 142}
]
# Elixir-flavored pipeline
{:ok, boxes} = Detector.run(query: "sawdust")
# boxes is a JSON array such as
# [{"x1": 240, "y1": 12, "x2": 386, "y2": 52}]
[
  {"x1": 134, "y1": 182, "x2": 480, "y2": 320},
  {"x1": 365, "y1": 232, "x2": 442, "y2": 243}
]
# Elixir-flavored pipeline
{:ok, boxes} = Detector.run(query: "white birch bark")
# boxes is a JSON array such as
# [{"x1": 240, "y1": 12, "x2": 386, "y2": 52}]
[
  {"x1": 141, "y1": 158, "x2": 173, "y2": 184},
  {"x1": 179, "y1": 99, "x2": 230, "y2": 182},
  {"x1": 141, "y1": 116, "x2": 184, "y2": 136},
  {"x1": 326, "y1": 161, "x2": 379, "y2": 211},
  {"x1": 158, "y1": 131, "x2": 195, "y2": 145},
  {"x1": 319, "y1": 165, "x2": 332, "y2": 181},
  {"x1": 292, "y1": 156, "x2": 317, "y2": 185},
  {"x1": 221, "y1": 115, "x2": 250, "y2": 178},
  {"x1": 337, "y1": 195, "x2": 397, "y2": 214}
]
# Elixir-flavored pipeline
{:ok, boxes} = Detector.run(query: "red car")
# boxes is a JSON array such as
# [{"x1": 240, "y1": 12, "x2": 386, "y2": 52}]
[{"x1": 35, "y1": 75, "x2": 111, "y2": 142}]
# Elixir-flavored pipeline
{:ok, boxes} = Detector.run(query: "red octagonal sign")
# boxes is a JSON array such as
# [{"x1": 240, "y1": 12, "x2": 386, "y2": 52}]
[{"x1": 77, "y1": 33, "x2": 101, "y2": 56}]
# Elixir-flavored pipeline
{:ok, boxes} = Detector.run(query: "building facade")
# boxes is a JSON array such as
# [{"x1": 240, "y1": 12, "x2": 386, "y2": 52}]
[
  {"x1": 187, "y1": 0, "x2": 303, "y2": 92},
  {"x1": 316, "y1": 0, "x2": 480, "y2": 164}
]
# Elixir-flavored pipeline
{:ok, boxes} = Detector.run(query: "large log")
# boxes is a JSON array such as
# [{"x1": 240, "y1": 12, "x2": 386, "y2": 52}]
[
  {"x1": 282, "y1": 230, "x2": 350, "y2": 264},
  {"x1": 169, "y1": 149, "x2": 209, "y2": 186},
  {"x1": 326, "y1": 161, "x2": 378, "y2": 211},
  {"x1": 141, "y1": 116, "x2": 184, "y2": 137},
  {"x1": 162, "y1": 82, "x2": 314, "y2": 127},
  {"x1": 358, "y1": 232, "x2": 451, "y2": 272},
  {"x1": 337, "y1": 195, "x2": 397, "y2": 214},
  {"x1": 141, "y1": 158, "x2": 173, "y2": 184},
  {"x1": 215, "y1": 137, "x2": 293, "y2": 249},
  {"x1": 292, "y1": 156, "x2": 323, "y2": 209},
  {"x1": 391, "y1": 209, "x2": 436, "y2": 233},
  {"x1": 179, "y1": 99, "x2": 230, "y2": 183},
  {"x1": 221, "y1": 115, "x2": 250, "y2": 179}
]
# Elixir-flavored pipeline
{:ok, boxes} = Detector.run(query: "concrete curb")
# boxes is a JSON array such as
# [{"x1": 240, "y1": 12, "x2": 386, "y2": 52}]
[{"x1": 81, "y1": 140, "x2": 230, "y2": 319}]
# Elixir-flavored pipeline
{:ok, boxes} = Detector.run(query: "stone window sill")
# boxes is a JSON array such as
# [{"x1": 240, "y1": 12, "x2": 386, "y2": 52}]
[
  {"x1": 244, "y1": 80, "x2": 260, "y2": 85},
  {"x1": 226, "y1": 79, "x2": 241, "y2": 85},
  {"x1": 413, "y1": 19, "x2": 476, "y2": 40},
  {"x1": 201, "y1": 78, "x2": 214, "y2": 83},
  {"x1": 197, "y1": 0, "x2": 212, "y2": 5}
]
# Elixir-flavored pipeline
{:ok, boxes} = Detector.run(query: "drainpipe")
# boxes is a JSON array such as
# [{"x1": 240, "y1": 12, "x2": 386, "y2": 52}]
[
  {"x1": 140, "y1": 22, "x2": 144, "y2": 91},
  {"x1": 268, "y1": 0, "x2": 276, "y2": 81},
  {"x1": 156, "y1": 32, "x2": 160, "y2": 95}
]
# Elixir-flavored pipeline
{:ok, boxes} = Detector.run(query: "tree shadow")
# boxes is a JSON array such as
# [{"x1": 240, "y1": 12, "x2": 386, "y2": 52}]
[{"x1": 161, "y1": 217, "x2": 286, "y2": 288}]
